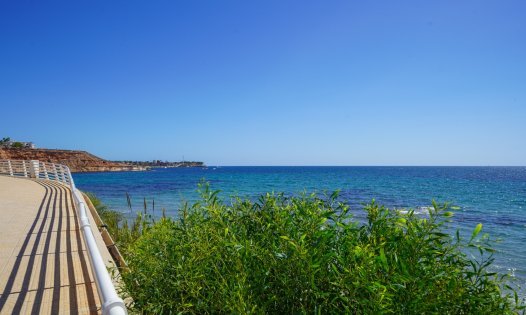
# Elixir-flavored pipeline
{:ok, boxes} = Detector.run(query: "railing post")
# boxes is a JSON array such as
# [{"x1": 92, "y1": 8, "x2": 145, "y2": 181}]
[
  {"x1": 42, "y1": 162, "x2": 49, "y2": 180},
  {"x1": 63, "y1": 165, "x2": 70, "y2": 185},
  {"x1": 52, "y1": 163, "x2": 59, "y2": 181},
  {"x1": 56, "y1": 164, "x2": 62, "y2": 182},
  {"x1": 59, "y1": 164, "x2": 66, "y2": 184},
  {"x1": 22, "y1": 160, "x2": 28, "y2": 177},
  {"x1": 7, "y1": 160, "x2": 13, "y2": 176},
  {"x1": 29, "y1": 160, "x2": 39, "y2": 178}
]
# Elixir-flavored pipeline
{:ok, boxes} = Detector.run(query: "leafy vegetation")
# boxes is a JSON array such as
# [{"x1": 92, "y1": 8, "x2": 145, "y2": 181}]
[
  {"x1": 88, "y1": 186, "x2": 524, "y2": 314},
  {"x1": 0, "y1": 137, "x2": 10, "y2": 145}
]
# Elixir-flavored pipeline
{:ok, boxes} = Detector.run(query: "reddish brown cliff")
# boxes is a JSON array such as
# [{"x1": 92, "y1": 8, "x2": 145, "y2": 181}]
[{"x1": 0, "y1": 148, "x2": 146, "y2": 172}]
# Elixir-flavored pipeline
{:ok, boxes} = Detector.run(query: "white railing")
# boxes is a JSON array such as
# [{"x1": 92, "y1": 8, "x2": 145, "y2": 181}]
[
  {"x1": 0, "y1": 159, "x2": 72, "y2": 184},
  {"x1": 0, "y1": 160, "x2": 127, "y2": 315}
]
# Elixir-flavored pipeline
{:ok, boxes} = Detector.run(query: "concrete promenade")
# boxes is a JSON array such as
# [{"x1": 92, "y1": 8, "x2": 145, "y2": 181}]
[{"x1": 0, "y1": 176, "x2": 103, "y2": 314}]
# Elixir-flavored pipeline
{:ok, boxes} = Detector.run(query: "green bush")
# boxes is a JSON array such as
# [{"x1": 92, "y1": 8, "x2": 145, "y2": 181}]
[
  {"x1": 11, "y1": 141, "x2": 24, "y2": 148},
  {"x1": 113, "y1": 185, "x2": 524, "y2": 314}
]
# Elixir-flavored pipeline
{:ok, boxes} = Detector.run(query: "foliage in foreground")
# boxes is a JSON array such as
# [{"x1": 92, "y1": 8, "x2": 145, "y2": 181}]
[{"x1": 89, "y1": 188, "x2": 524, "y2": 314}]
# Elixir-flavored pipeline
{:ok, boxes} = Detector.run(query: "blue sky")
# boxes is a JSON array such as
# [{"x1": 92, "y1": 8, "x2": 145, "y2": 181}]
[{"x1": 1, "y1": 1, "x2": 525, "y2": 166}]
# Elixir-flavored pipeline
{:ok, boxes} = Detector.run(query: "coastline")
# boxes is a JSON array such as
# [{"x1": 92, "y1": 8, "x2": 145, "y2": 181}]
[{"x1": 0, "y1": 147, "x2": 148, "y2": 173}]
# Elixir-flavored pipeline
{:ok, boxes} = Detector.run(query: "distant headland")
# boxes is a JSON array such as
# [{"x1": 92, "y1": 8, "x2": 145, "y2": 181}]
[
  {"x1": 0, "y1": 137, "x2": 204, "y2": 172},
  {"x1": 114, "y1": 160, "x2": 205, "y2": 168}
]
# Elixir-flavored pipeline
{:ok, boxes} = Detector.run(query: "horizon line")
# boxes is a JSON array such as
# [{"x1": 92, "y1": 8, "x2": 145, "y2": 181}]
[{"x1": 186, "y1": 165, "x2": 526, "y2": 168}]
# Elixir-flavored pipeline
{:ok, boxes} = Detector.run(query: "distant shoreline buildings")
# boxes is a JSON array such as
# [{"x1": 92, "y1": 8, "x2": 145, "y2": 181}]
[{"x1": 114, "y1": 160, "x2": 205, "y2": 168}]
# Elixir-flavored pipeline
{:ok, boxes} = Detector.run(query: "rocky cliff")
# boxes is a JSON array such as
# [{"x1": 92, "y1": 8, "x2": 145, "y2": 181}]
[{"x1": 0, "y1": 148, "x2": 146, "y2": 173}]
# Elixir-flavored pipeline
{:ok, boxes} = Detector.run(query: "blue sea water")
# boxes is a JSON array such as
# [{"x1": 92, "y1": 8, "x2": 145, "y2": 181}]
[{"x1": 73, "y1": 166, "x2": 526, "y2": 291}]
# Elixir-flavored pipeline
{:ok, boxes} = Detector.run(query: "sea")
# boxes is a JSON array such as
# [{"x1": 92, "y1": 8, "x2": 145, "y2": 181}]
[{"x1": 73, "y1": 166, "x2": 526, "y2": 292}]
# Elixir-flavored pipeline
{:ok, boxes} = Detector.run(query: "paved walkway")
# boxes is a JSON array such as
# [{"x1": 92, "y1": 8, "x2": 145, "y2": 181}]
[{"x1": 0, "y1": 176, "x2": 101, "y2": 314}]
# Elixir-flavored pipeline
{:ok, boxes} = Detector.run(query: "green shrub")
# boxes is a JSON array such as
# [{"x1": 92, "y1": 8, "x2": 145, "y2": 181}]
[
  {"x1": 11, "y1": 141, "x2": 24, "y2": 148},
  {"x1": 113, "y1": 185, "x2": 524, "y2": 314}
]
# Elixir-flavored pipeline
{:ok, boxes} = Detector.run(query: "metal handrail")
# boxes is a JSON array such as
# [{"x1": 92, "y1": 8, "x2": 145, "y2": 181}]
[{"x1": 0, "y1": 160, "x2": 127, "y2": 315}]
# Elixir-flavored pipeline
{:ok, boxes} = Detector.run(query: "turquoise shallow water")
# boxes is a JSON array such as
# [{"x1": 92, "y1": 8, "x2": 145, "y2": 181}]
[{"x1": 73, "y1": 166, "x2": 526, "y2": 290}]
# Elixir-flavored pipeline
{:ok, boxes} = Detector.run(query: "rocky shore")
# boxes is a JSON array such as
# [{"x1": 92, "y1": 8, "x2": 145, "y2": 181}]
[{"x1": 0, "y1": 148, "x2": 147, "y2": 173}]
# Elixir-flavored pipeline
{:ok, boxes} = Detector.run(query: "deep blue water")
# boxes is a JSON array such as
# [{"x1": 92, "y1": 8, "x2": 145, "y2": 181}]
[{"x1": 73, "y1": 166, "x2": 526, "y2": 290}]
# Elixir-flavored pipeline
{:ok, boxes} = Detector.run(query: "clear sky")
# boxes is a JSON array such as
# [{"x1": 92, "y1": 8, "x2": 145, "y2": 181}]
[{"x1": 1, "y1": 1, "x2": 525, "y2": 166}]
